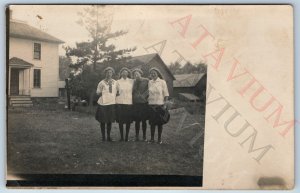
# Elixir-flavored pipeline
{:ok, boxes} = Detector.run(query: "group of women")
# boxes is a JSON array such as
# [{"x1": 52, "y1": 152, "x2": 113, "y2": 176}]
[{"x1": 95, "y1": 66, "x2": 170, "y2": 144}]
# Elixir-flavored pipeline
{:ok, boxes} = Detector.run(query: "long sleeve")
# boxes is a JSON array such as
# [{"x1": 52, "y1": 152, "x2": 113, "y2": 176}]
[
  {"x1": 96, "y1": 82, "x2": 103, "y2": 95},
  {"x1": 116, "y1": 81, "x2": 120, "y2": 96},
  {"x1": 132, "y1": 80, "x2": 137, "y2": 95},
  {"x1": 162, "y1": 80, "x2": 169, "y2": 97},
  {"x1": 144, "y1": 79, "x2": 149, "y2": 100}
]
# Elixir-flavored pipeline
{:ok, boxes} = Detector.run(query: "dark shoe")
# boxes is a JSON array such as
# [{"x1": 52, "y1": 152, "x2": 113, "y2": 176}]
[
  {"x1": 148, "y1": 139, "x2": 154, "y2": 144},
  {"x1": 134, "y1": 137, "x2": 140, "y2": 142},
  {"x1": 119, "y1": 138, "x2": 124, "y2": 142},
  {"x1": 107, "y1": 138, "x2": 113, "y2": 142}
]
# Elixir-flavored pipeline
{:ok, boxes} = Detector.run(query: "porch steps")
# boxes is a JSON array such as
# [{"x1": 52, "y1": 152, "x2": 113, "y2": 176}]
[{"x1": 9, "y1": 96, "x2": 33, "y2": 107}]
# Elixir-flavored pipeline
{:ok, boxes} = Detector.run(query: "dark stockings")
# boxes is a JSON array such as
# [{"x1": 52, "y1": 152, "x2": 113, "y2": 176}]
[
  {"x1": 150, "y1": 124, "x2": 163, "y2": 142},
  {"x1": 119, "y1": 123, "x2": 130, "y2": 141},
  {"x1": 157, "y1": 125, "x2": 162, "y2": 142},
  {"x1": 119, "y1": 123, "x2": 124, "y2": 140},
  {"x1": 100, "y1": 122, "x2": 112, "y2": 141},
  {"x1": 135, "y1": 120, "x2": 147, "y2": 140}
]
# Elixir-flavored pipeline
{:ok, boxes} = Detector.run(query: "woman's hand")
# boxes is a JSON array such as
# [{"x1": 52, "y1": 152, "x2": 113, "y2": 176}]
[
  {"x1": 163, "y1": 100, "x2": 168, "y2": 109},
  {"x1": 163, "y1": 103, "x2": 167, "y2": 110},
  {"x1": 164, "y1": 98, "x2": 173, "y2": 110},
  {"x1": 164, "y1": 96, "x2": 169, "y2": 102}
]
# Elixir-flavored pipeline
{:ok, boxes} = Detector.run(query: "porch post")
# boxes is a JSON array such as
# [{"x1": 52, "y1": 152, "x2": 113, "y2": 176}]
[
  {"x1": 23, "y1": 69, "x2": 25, "y2": 95},
  {"x1": 8, "y1": 67, "x2": 11, "y2": 96},
  {"x1": 28, "y1": 68, "x2": 31, "y2": 96},
  {"x1": 22, "y1": 68, "x2": 31, "y2": 96}
]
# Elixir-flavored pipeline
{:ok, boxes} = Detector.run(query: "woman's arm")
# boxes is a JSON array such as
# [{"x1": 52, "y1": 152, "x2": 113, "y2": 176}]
[
  {"x1": 162, "y1": 80, "x2": 169, "y2": 100},
  {"x1": 164, "y1": 96, "x2": 168, "y2": 102},
  {"x1": 144, "y1": 79, "x2": 149, "y2": 100},
  {"x1": 116, "y1": 81, "x2": 120, "y2": 96},
  {"x1": 132, "y1": 79, "x2": 137, "y2": 94},
  {"x1": 162, "y1": 81, "x2": 169, "y2": 108},
  {"x1": 96, "y1": 82, "x2": 103, "y2": 96}
]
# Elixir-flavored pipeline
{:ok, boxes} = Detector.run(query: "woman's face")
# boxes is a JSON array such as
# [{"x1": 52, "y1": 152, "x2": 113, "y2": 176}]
[
  {"x1": 134, "y1": 71, "x2": 142, "y2": 79},
  {"x1": 106, "y1": 70, "x2": 113, "y2": 79},
  {"x1": 121, "y1": 70, "x2": 129, "y2": 78},
  {"x1": 150, "y1": 70, "x2": 158, "y2": 80}
]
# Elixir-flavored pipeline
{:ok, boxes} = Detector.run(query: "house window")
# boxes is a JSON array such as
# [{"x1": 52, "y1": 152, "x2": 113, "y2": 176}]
[
  {"x1": 33, "y1": 69, "x2": 41, "y2": 88},
  {"x1": 59, "y1": 88, "x2": 66, "y2": 97},
  {"x1": 33, "y1": 43, "x2": 41, "y2": 60}
]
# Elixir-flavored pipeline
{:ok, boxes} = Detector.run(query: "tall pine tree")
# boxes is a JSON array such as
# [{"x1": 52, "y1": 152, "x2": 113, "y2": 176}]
[{"x1": 65, "y1": 5, "x2": 135, "y2": 108}]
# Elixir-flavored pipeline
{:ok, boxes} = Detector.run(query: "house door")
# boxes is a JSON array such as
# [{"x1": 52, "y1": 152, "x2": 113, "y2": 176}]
[{"x1": 10, "y1": 68, "x2": 19, "y2": 95}]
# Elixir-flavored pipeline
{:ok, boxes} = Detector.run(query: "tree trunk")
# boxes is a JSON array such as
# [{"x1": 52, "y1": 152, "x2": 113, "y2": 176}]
[{"x1": 89, "y1": 89, "x2": 95, "y2": 113}]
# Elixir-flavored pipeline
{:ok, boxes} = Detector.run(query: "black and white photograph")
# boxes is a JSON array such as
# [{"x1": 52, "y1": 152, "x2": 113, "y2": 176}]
[{"x1": 6, "y1": 5, "x2": 207, "y2": 187}]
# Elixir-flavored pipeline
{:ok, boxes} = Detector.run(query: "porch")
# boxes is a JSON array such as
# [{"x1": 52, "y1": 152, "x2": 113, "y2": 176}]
[{"x1": 8, "y1": 57, "x2": 33, "y2": 107}]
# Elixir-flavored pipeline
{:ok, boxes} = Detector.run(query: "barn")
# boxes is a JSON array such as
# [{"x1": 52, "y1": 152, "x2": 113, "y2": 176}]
[
  {"x1": 173, "y1": 73, "x2": 207, "y2": 101},
  {"x1": 112, "y1": 53, "x2": 176, "y2": 96}
]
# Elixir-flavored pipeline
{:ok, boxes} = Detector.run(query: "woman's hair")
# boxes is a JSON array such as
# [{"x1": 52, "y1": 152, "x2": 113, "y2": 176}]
[
  {"x1": 119, "y1": 67, "x2": 131, "y2": 79},
  {"x1": 103, "y1": 67, "x2": 115, "y2": 76},
  {"x1": 132, "y1": 68, "x2": 143, "y2": 77},
  {"x1": 149, "y1": 67, "x2": 163, "y2": 79}
]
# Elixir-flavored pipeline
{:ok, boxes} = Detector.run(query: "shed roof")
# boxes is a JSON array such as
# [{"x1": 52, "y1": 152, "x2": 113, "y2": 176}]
[
  {"x1": 174, "y1": 73, "x2": 206, "y2": 87},
  {"x1": 10, "y1": 20, "x2": 64, "y2": 44},
  {"x1": 129, "y1": 53, "x2": 157, "y2": 64},
  {"x1": 178, "y1": 93, "x2": 200, "y2": 101},
  {"x1": 128, "y1": 53, "x2": 175, "y2": 80}
]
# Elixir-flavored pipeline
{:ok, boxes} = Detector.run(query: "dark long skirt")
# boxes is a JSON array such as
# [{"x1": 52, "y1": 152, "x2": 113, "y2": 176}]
[
  {"x1": 116, "y1": 104, "x2": 133, "y2": 123},
  {"x1": 132, "y1": 103, "x2": 150, "y2": 121},
  {"x1": 95, "y1": 104, "x2": 116, "y2": 123},
  {"x1": 148, "y1": 105, "x2": 170, "y2": 125}
]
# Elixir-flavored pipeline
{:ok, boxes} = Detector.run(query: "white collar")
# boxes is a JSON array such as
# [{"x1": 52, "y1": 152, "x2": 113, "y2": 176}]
[
  {"x1": 120, "y1": 77, "x2": 131, "y2": 81},
  {"x1": 151, "y1": 77, "x2": 161, "y2": 82},
  {"x1": 103, "y1": 79, "x2": 115, "y2": 82}
]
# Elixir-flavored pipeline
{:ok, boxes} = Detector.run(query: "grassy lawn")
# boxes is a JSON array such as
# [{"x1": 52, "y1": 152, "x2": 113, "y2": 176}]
[{"x1": 7, "y1": 105, "x2": 204, "y2": 176}]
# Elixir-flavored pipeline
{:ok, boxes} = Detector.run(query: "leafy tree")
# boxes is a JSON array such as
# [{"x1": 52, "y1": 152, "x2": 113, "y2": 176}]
[
  {"x1": 168, "y1": 61, "x2": 181, "y2": 74},
  {"x1": 181, "y1": 61, "x2": 195, "y2": 74},
  {"x1": 194, "y1": 62, "x2": 207, "y2": 73},
  {"x1": 65, "y1": 5, "x2": 136, "y2": 108},
  {"x1": 168, "y1": 61, "x2": 207, "y2": 74},
  {"x1": 59, "y1": 56, "x2": 72, "y2": 81}
]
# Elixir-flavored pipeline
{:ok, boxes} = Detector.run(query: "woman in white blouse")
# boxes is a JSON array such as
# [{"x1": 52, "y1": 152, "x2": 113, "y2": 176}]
[
  {"x1": 116, "y1": 67, "x2": 134, "y2": 142},
  {"x1": 95, "y1": 67, "x2": 118, "y2": 142},
  {"x1": 148, "y1": 67, "x2": 169, "y2": 144}
]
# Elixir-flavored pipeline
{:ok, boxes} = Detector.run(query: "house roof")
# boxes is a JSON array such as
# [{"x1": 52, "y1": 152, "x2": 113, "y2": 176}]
[
  {"x1": 9, "y1": 20, "x2": 64, "y2": 44},
  {"x1": 9, "y1": 57, "x2": 34, "y2": 68},
  {"x1": 129, "y1": 53, "x2": 175, "y2": 80},
  {"x1": 174, "y1": 73, "x2": 206, "y2": 87},
  {"x1": 178, "y1": 93, "x2": 200, "y2": 101}
]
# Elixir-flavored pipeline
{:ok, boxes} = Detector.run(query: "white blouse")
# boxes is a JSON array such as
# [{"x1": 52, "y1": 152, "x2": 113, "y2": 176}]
[
  {"x1": 116, "y1": 78, "x2": 134, "y2": 105},
  {"x1": 148, "y1": 78, "x2": 169, "y2": 105},
  {"x1": 96, "y1": 79, "x2": 118, "y2": 105}
]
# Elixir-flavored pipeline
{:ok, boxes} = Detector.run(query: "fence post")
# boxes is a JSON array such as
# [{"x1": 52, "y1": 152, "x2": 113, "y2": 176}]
[{"x1": 65, "y1": 78, "x2": 71, "y2": 110}]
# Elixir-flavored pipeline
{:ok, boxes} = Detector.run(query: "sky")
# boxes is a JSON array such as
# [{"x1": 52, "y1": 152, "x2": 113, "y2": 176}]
[
  {"x1": 10, "y1": 5, "x2": 216, "y2": 65},
  {"x1": 10, "y1": 4, "x2": 292, "y2": 71}
]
